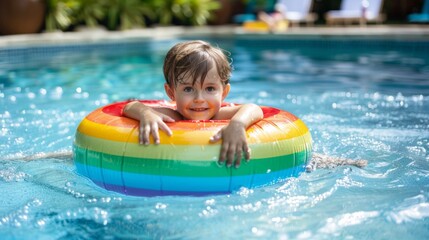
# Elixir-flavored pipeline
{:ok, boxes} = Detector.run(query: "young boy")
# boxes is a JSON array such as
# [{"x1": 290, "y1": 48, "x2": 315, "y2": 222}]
[{"x1": 122, "y1": 40, "x2": 264, "y2": 168}]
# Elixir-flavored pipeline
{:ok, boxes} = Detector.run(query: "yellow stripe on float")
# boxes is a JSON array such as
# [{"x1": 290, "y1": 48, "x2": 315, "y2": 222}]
[{"x1": 78, "y1": 117, "x2": 310, "y2": 145}]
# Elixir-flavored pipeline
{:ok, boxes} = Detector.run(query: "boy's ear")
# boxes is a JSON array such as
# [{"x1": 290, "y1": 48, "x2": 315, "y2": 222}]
[
  {"x1": 222, "y1": 83, "x2": 231, "y2": 100},
  {"x1": 164, "y1": 83, "x2": 175, "y2": 101}
]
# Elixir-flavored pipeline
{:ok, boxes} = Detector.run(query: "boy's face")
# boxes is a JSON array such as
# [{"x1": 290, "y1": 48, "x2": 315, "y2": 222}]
[{"x1": 165, "y1": 66, "x2": 230, "y2": 120}]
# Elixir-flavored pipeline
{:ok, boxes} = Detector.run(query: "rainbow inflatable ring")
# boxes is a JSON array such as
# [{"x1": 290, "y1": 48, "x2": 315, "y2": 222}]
[{"x1": 73, "y1": 100, "x2": 312, "y2": 196}]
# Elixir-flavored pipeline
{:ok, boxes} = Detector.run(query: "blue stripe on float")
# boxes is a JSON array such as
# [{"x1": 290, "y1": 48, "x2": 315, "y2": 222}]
[{"x1": 75, "y1": 162, "x2": 306, "y2": 196}]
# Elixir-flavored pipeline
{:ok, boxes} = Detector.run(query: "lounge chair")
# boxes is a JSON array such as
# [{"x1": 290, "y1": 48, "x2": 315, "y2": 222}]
[
  {"x1": 325, "y1": 0, "x2": 385, "y2": 25},
  {"x1": 408, "y1": 0, "x2": 429, "y2": 23},
  {"x1": 240, "y1": 0, "x2": 316, "y2": 31},
  {"x1": 276, "y1": 0, "x2": 317, "y2": 26}
]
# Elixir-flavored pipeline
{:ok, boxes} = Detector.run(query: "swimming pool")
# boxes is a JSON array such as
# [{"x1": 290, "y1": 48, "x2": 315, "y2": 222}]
[{"x1": 1, "y1": 33, "x2": 429, "y2": 239}]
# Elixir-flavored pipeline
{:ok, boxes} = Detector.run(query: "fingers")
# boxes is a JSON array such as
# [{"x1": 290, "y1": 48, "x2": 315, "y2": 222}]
[
  {"x1": 226, "y1": 145, "x2": 241, "y2": 168},
  {"x1": 139, "y1": 124, "x2": 151, "y2": 145},
  {"x1": 219, "y1": 142, "x2": 250, "y2": 168},
  {"x1": 162, "y1": 115, "x2": 175, "y2": 123},
  {"x1": 158, "y1": 121, "x2": 172, "y2": 136},
  {"x1": 139, "y1": 122, "x2": 172, "y2": 145},
  {"x1": 243, "y1": 145, "x2": 250, "y2": 161},
  {"x1": 151, "y1": 122, "x2": 160, "y2": 144},
  {"x1": 219, "y1": 142, "x2": 228, "y2": 165},
  {"x1": 137, "y1": 111, "x2": 175, "y2": 145},
  {"x1": 233, "y1": 147, "x2": 243, "y2": 168},
  {"x1": 209, "y1": 131, "x2": 222, "y2": 143}
]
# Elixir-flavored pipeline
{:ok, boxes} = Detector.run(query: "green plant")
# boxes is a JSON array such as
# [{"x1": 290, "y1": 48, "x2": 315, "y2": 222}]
[
  {"x1": 45, "y1": 0, "x2": 79, "y2": 31},
  {"x1": 75, "y1": 0, "x2": 106, "y2": 27},
  {"x1": 150, "y1": 0, "x2": 177, "y2": 25},
  {"x1": 106, "y1": 0, "x2": 154, "y2": 30},
  {"x1": 152, "y1": 0, "x2": 220, "y2": 26},
  {"x1": 183, "y1": 0, "x2": 220, "y2": 25},
  {"x1": 44, "y1": 0, "x2": 221, "y2": 32}
]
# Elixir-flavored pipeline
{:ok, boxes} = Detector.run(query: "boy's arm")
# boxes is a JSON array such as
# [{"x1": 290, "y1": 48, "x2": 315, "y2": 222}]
[
  {"x1": 123, "y1": 101, "x2": 179, "y2": 145},
  {"x1": 210, "y1": 103, "x2": 263, "y2": 168}
]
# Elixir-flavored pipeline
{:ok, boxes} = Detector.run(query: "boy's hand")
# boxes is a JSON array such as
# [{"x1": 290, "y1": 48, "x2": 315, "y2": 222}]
[
  {"x1": 210, "y1": 121, "x2": 250, "y2": 168},
  {"x1": 138, "y1": 108, "x2": 174, "y2": 145}
]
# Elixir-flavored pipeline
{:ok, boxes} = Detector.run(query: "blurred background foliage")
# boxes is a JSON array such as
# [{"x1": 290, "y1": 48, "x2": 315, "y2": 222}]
[
  {"x1": 8, "y1": 0, "x2": 426, "y2": 33},
  {"x1": 45, "y1": 0, "x2": 221, "y2": 31}
]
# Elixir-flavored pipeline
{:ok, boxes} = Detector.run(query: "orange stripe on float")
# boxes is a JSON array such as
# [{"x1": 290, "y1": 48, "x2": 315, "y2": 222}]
[{"x1": 85, "y1": 108, "x2": 137, "y2": 128}]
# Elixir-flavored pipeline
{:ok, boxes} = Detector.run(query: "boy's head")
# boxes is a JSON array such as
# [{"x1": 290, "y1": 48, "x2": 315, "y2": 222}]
[
  {"x1": 163, "y1": 40, "x2": 231, "y2": 89},
  {"x1": 162, "y1": 40, "x2": 232, "y2": 120}
]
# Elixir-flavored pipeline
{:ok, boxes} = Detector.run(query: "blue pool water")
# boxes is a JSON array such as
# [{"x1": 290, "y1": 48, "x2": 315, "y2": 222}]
[{"x1": 1, "y1": 35, "x2": 429, "y2": 239}]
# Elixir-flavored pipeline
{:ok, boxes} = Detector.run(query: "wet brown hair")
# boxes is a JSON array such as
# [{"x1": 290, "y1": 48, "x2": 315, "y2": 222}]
[{"x1": 163, "y1": 40, "x2": 231, "y2": 88}]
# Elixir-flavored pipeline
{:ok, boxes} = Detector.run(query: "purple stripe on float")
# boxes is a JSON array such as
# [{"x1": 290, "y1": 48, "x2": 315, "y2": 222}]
[{"x1": 93, "y1": 181, "x2": 229, "y2": 197}]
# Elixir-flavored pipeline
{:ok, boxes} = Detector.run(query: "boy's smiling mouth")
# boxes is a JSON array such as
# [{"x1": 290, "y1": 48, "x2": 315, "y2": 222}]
[{"x1": 190, "y1": 108, "x2": 208, "y2": 112}]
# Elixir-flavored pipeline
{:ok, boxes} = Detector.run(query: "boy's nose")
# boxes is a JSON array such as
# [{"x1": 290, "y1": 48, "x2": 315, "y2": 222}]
[{"x1": 193, "y1": 91, "x2": 204, "y2": 102}]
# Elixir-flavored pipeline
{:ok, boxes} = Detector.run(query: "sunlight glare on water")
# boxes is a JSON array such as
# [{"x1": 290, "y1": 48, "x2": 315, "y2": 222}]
[{"x1": 0, "y1": 36, "x2": 428, "y2": 239}]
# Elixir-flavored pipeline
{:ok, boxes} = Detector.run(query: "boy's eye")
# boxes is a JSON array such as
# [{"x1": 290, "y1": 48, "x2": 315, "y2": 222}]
[
  {"x1": 183, "y1": 87, "x2": 193, "y2": 92},
  {"x1": 206, "y1": 87, "x2": 216, "y2": 92}
]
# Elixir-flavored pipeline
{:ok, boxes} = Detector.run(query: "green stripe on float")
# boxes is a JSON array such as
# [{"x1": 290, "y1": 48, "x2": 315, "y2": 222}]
[
  {"x1": 74, "y1": 131, "x2": 312, "y2": 161},
  {"x1": 73, "y1": 145, "x2": 310, "y2": 177}
]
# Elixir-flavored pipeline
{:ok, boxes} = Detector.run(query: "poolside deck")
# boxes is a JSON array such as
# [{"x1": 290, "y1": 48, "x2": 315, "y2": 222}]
[{"x1": 1, "y1": 25, "x2": 429, "y2": 48}]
